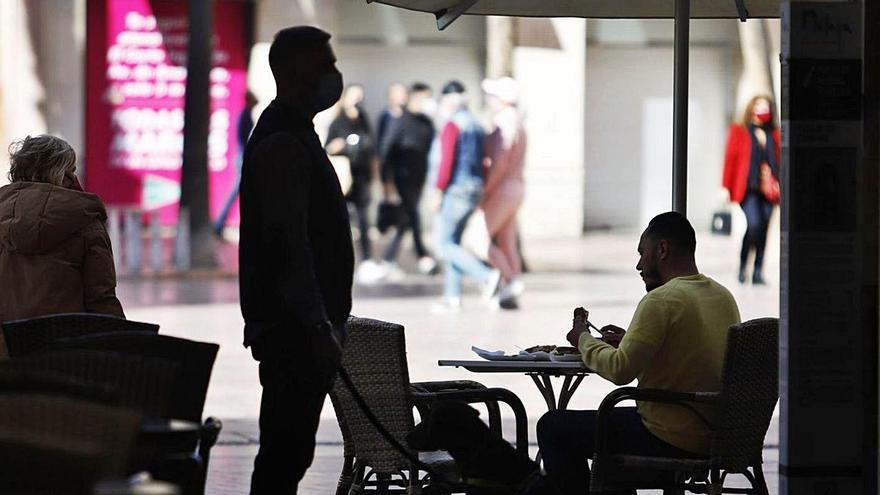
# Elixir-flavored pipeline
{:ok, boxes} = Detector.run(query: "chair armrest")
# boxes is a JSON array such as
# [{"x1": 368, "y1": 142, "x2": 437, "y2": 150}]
[
  {"x1": 410, "y1": 380, "x2": 488, "y2": 393},
  {"x1": 595, "y1": 387, "x2": 718, "y2": 457},
  {"x1": 411, "y1": 381, "x2": 501, "y2": 437},
  {"x1": 410, "y1": 387, "x2": 529, "y2": 456}
]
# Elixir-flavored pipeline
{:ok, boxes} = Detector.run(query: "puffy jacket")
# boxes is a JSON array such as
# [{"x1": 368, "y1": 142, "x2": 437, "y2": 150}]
[{"x1": 0, "y1": 182, "x2": 124, "y2": 323}]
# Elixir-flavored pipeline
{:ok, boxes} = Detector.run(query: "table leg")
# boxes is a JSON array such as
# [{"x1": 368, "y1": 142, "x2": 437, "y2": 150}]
[
  {"x1": 557, "y1": 375, "x2": 586, "y2": 410},
  {"x1": 529, "y1": 374, "x2": 558, "y2": 411}
]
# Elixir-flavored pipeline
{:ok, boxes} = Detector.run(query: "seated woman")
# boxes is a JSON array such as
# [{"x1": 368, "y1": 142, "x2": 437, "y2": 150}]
[{"x1": 0, "y1": 135, "x2": 124, "y2": 331}]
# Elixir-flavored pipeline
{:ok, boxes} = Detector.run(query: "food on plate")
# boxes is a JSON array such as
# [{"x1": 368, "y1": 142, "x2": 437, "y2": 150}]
[
  {"x1": 553, "y1": 346, "x2": 580, "y2": 355},
  {"x1": 525, "y1": 345, "x2": 557, "y2": 353}
]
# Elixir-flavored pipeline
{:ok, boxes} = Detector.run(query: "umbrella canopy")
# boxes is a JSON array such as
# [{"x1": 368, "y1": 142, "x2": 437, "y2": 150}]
[{"x1": 368, "y1": 0, "x2": 806, "y2": 20}]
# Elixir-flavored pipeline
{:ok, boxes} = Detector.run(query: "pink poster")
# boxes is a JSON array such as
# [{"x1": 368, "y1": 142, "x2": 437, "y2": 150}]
[{"x1": 86, "y1": 0, "x2": 248, "y2": 224}]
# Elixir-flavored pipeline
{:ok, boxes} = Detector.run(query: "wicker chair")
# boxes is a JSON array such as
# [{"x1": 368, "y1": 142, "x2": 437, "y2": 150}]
[
  {"x1": 0, "y1": 393, "x2": 143, "y2": 495},
  {"x1": 330, "y1": 316, "x2": 529, "y2": 494},
  {"x1": 2, "y1": 313, "x2": 159, "y2": 357},
  {"x1": 45, "y1": 332, "x2": 221, "y2": 495},
  {"x1": 5, "y1": 349, "x2": 180, "y2": 418},
  {"x1": 590, "y1": 317, "x2": 779, "y2": 495}
]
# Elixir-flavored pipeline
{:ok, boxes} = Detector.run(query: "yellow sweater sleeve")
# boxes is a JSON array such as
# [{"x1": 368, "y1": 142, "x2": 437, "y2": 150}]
[
  {"x1": 577, "y1": 292, "x2": 669, "y2": 385},
  {"x1": 578, "y1": 333, "x2": 659, "y2": 385}
]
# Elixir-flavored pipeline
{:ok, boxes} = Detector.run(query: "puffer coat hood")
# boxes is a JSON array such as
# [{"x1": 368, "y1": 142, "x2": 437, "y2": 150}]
[
  {"x1": 0, "y1": 181, "x2": 123, "y2": 330},
  {"x1": 0, "y1": 182, "x2": 108, "y2": 255}
]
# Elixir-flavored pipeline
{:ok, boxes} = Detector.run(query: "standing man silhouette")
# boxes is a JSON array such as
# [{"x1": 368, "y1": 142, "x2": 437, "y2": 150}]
[{"x1": 238, "y1": 26, "x2": 353, "y2": 494}]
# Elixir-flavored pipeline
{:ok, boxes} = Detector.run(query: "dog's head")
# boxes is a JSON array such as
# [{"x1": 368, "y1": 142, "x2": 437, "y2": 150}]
[{"x1": 407, "y1": 400, "x2": 491, "y2": 456}]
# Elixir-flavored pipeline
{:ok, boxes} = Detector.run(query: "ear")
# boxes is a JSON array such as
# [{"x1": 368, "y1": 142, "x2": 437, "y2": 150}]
[{"x1": 657, "y1": 239, "x2": 670, "y2": 260}]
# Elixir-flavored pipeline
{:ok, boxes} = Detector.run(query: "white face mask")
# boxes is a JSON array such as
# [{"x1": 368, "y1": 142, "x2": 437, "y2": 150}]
[
  {"x1": 420, "y1": 98, "x2": 438, "y2": 118},
  {"x1": 310, "y1": 72, "x2": 343, "y2": 113}
]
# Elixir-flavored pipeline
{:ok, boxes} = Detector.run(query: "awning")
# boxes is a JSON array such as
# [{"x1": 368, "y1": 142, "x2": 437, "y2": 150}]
[
  {"x1": 367, "y1": 0, "x2": 798, "y2": 215},
  {"x1": 368, "y1": 0, "x2": 798, "y2": 20}
]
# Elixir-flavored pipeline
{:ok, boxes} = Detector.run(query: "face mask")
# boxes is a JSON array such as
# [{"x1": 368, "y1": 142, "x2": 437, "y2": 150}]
[
  {"x1": 755, "y1": 111, "x2": 771, "y2": 123},
  {"x1": 420, "y1": 98, "x2": 438, "y2": 118},
  {"x1": 310, "y1": 72, "x2": 343, "y2": 113}
]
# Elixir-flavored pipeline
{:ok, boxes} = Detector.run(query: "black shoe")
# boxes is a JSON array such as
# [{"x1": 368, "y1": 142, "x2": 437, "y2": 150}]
[
  {"x1": 752, "y1": 271, "x2": 766, "y2": 285},
  {"x1": 738, "y1": 267, "x2": 747, "y2": 284}
]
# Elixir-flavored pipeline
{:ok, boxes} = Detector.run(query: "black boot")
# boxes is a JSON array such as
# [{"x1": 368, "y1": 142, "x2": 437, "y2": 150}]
[
  {"x1": 738, "y1": 265, "x2": 747, "y2": 284},
  {"x1": 752, "y1": 270, "x2": 766, "y2": 285}
]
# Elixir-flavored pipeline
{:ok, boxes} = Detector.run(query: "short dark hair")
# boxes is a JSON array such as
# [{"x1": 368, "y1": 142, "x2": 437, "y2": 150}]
[
  {"x1": 410, "y1": 82, "x2": 431, "y2": 93},
  {"x1": 442, "y1": 80, "x2": 466, "y2": 95},
  {"x1": 644, "y1": 211, "x2": 696, "y2": 255},
  {"x1": 268, "y1": 26, "x2": 331, "y2": 81}
]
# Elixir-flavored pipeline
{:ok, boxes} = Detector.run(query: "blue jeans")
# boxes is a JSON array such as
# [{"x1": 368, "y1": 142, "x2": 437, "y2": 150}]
[
  {"x1": 215, "y1": 153, "x2": 243, "y2": 233},
  {"x1": 437, "y1": 183, "x2": 491, "y2": 298},
  {"x1": 537, "y1": 408, "x2": 701, "y2": 494},
  {"x1": 740, "y1": 191, "x2": 773, "y2": 272}
]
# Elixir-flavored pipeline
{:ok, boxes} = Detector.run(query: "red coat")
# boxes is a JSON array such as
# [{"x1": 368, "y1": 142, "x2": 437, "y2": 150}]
[{"x1": 721, "y1": 124, "x2": 781, "y2": 203}]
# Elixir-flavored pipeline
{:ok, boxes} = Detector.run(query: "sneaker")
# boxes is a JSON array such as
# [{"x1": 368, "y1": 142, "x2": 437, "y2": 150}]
[
  {"x1": 383, "y1": 262, "x2": 406, "y2": 283},
  {"x1": 431, "y1": 297, "x2": 462, "y2": 314},
  {"x1": 482, "y1": 269, "x2": 502, "y2": 302},
  {"x1": 418, "y1": 256, "x2": 439, "y2": 275},
  {"x1": 498, "y1": 277, "x2": 525, "y2": 301},
  {"x1": 356, "y1": 260, "x2": 388, "y2": 285}
]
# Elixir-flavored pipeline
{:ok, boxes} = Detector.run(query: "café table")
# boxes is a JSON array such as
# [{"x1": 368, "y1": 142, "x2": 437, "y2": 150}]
[{"x1": 437, "y1": 360, "x2": 593, "y2": 412}]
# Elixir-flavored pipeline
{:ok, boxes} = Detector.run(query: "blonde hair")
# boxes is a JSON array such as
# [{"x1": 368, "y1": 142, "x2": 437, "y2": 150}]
[{"x1": 7, "y1": 135, "x2": 76, "y2": 186}]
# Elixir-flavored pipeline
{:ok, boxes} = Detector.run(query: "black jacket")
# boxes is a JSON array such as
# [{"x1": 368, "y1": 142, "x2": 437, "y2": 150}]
[
  {"x1": 379, "y1": 110, "x2": 435, "y2": 185},
  {"x1": 239, "y1": 100, "x2": 354, "y2": 347}
]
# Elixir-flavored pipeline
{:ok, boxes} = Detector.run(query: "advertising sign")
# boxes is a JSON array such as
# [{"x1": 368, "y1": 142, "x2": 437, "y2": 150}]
[{"x1": 86, "y1": 0, "x2": 248, "y2": 224}]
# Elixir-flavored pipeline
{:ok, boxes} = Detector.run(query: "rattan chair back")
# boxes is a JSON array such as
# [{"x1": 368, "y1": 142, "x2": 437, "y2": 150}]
[
  {"x1": 710, "y1": 317, "x2": 779, "y2": 471},
  {"x1": 330, "y1": 316, "x2": 415, "y2": 474},
  {"x1": 0, "y1": 393, "x2": 142, "y2": 494},
  {"x1": 46, "y1": 332, "x2": 218, "y2": 422},
  {"x1": 0, "y1": 366, "x2": 119, "y2": 405},
  {"x1": 7, "y1": 349, "x2": 179, "y2": 418},
  {"x1": 2, "y1": 313, "x2": 159, "y2": 357}
]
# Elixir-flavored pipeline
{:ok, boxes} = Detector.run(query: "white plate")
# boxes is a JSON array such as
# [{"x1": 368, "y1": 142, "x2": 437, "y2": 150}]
[
  {"x1": 472, "y1": 346, "x2": 537, "y2": 361},
  {"x1": 549, "y1": 352, "x2": 583, "y2": 362}
]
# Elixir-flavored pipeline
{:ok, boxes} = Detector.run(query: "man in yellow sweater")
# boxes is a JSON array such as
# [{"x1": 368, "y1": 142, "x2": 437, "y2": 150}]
[{"x1": 536, "y1": 212, "x2": 741, "y2": 494}]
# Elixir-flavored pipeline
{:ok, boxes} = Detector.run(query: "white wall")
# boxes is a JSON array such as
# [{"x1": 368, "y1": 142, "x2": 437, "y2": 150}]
[{"x1": 583, "y1": 44, "x2": 738, "y2": 231}]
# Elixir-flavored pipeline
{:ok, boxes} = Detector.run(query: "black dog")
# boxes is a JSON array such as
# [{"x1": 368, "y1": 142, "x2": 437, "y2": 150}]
[{"x1": 407, "y1": 401, "x2": 546, "y2": 494}]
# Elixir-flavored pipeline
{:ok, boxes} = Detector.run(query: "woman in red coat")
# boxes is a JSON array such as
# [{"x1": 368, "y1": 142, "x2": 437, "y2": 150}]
[{"x1": 722, "y1": 95, "x2": 780, "y2": 285}]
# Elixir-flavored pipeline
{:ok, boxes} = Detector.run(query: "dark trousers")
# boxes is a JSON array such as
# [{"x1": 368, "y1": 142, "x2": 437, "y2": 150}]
[
  {"x1": 739, "y1": 191, "x2": 773, "y2": 273},
  {"x1": 250, "y1": 333, "x2": 337, "y2": 494},
  {"x1": 383, "y1": 180, "x2": 428, "y2": 261},
  {"x1": 536, "y1": 408, "x2": 699, "y2": 494},
  {"x1": 348, "y1": 200, "x2": 372, "y2": 260}
]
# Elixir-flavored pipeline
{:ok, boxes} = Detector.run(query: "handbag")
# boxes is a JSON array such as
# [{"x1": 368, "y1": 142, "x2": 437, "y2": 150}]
[
  {"x1": 711, "y1": 208, "x2": 732, "y2": 236},
  {"x1": 760, "y1": 162, "x2": 780, "y2": 205},
  {"x1": 377, "y1": 200, "x2": 403, "y2": 234}
]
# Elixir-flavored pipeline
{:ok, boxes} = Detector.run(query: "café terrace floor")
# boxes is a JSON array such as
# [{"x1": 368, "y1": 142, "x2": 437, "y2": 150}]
[{"x1": 120, "y1": 227, "x2": 781, "y2": 494}]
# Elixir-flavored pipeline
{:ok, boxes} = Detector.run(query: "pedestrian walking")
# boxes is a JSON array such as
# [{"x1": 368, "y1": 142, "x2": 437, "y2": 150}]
[
  {"x1": 431, "y1": 80, "x2": 500, "y2": 312},
  {"x1": 722, "y1": 95, "x2": 781, "y2": 285},
  {"x1": 238, "y1": 26, "x2": 353, "y2": 494},
  {"x1": 214, "y1": 91, "x2": 258, "y2": 238},
  {"x1": 325, "y1": 84, "x2": 377, "y2": 265},
  {"x1": 481, "y1": 77, "x2": 527, "y2": 308},
  {"x1": 378, "y1": 82, "x2": 438, "y2": 276},
  {"x1": 376, "y1": 82, "x2": 408, "y2": 149}
]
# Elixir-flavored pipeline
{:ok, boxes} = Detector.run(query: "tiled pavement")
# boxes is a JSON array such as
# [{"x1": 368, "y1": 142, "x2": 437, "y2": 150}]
[{"x1": 119, "y1": 228, "x2": 782, "y2": 494}]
